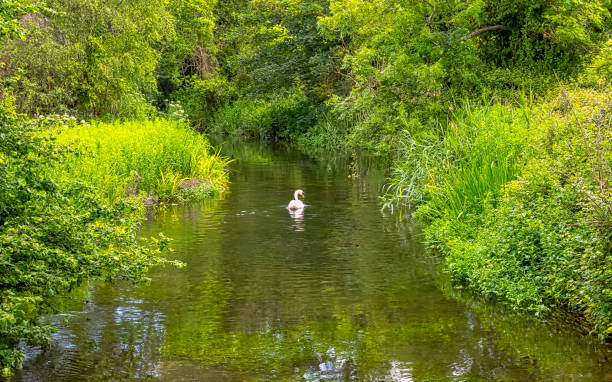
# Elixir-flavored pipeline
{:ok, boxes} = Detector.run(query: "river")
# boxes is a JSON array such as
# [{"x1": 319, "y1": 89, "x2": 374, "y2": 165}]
[{"x1": 7, "y1": 139, "x2": 610, "y2": 381}]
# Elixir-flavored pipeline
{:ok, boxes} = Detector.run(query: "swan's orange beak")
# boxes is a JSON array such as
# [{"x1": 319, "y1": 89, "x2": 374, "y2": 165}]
[{"x1": 301, "y1": 193, "x2": 305, "y2": 199}]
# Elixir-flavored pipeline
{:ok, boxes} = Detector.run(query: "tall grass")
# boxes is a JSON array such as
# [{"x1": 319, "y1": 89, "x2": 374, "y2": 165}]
[
  {"x1": 385, "y1": 99, "x2": 535, "y2": 224},
  {"x1": 421, "y1": 101, "x2": 533, "y2": 223},
  {"x1": 53, "y1": 119, "x2": 231, "y2": 202}
]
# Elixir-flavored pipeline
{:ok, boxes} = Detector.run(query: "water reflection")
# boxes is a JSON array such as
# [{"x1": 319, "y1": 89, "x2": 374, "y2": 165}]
[
  {"x1": 6, "y1": 139, "x2": 611, "y2": 381},
  {"x1": 288, "y1": 206, "x2": 305, "y2": 231}
]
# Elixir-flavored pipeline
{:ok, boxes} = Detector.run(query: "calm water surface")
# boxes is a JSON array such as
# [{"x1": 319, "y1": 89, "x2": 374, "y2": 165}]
[{"x1": 8, "y1": 140, "x2": 611, "y2": 381}]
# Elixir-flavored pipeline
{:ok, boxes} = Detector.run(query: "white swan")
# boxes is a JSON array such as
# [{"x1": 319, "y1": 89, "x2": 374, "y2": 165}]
[{"x1": 288, "y1": 189, "x2": 305, "y2": 210}]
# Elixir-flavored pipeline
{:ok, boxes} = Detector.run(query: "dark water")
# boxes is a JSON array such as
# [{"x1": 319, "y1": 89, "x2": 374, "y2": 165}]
[{"x1": 7, "y1": 140, "x2": 611, "y2": 381}]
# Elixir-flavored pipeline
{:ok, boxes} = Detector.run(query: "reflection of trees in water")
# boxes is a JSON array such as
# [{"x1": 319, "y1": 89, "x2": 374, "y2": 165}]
[
  {"x1": 441, "y1": 285, "x2": 612, "y2": 379},
  {"x1": 14, "y1": 285, "x2": 167, "y2": 381},
  {"x1": 12, "y1": 139, "x2": 611, "y2": 381},
  {"x1": 159, "y1": 283, "x2": 550, "y2": 381}
]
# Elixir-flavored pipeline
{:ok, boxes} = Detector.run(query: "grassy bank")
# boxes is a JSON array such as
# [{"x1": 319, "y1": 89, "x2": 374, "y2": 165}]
[
  {"x1": 52, "y1": 118, "x2": 231, "y2": 203},
  {"x1": 385, "y1": 88, "x2": 611, "y2": 338}
]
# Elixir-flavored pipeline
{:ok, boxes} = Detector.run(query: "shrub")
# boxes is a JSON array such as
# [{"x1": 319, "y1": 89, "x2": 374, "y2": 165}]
[
  {"x1": 447, "y1": 158, "x2": 610, "y2": 336},
  {"x1": 444, "y1": 89, "x2": 611, "y2": 337},
  {"x1": 174, "y1": 74, "x2": 238, "y2": 126},
  {"x1": 211, "y1": 88, "x2": 316, "y2": 141},
  {"x1": 0, "y1": 110, "x2": 178, "y2": 376}
]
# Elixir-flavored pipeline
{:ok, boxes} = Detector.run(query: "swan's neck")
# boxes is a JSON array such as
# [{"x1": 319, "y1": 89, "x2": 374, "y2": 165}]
[{"x1": 294, "y1": 191, "x2": 300, "y2": 200}]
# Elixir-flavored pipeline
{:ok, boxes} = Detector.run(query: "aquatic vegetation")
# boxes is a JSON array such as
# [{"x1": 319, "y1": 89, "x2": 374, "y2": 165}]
[{"x1": 53, "y1": 119, "x2": 231, "y2": 202}]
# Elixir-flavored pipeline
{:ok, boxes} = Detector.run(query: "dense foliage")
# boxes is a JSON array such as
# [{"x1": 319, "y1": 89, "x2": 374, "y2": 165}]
[
  {"x1": 1, "y1": 0, "x2": 218, "y2": 118},
  {"x1": 2, "y1": 1, "x2": 609, "y2": 146},
  {"x1": 201, "y1": 0, "x2": 610, "y2": 152},
  {"x1": 0, "y1": 108, "x2": 185, "y2": 375},
  {"x1": 0, "y1": 0, "x2": 610, "y2": 374}
]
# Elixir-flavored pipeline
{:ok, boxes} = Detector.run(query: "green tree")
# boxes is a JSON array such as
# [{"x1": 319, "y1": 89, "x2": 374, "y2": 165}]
[
  {"x1": 1, "y1": 0, "x2": 176, "y2": 118},
  {"x1": 156, "y1": 0, "x2": 218, "y2": 103},
  {"x1": 318, "y1": 0, "x2": 610, "y2": 149},
  {"x1": 230, "y1": 0, "x2": 336, "y2": 97}
]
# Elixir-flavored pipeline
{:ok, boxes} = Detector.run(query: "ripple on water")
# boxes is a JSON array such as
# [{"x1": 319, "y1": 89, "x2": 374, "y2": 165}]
[{"x1": 7, "y1": 141, "x2": 612, "y2": 381}]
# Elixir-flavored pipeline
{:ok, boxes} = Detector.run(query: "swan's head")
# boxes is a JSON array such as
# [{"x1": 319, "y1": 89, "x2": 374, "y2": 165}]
[{"x1": 294, "y1": 189, "x2": 305, "y2": 200}]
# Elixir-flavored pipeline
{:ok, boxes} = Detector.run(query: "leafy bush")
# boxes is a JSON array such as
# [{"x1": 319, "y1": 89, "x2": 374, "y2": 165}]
[
  {"x1": 211, "y1": 88, "x2": 317, "y2": 141},
  {"x1": 173, "y1": 74, "x2": 238, "y2": 126},
  {"x1": 0, "y1": 0, "x2": 221, "y2": 120},
  {"x1": 447, "y1": 160, "x2": 610, "y2": 336},
  {"x1": 294, "y1": 111, "x2": 349, "y2": 152},
  {"x1": 0, "y1": 0, "x2": 177, "y2": 119},
  {"x1": 0, "y1": 110, "x2": 180, "y2": 376}
]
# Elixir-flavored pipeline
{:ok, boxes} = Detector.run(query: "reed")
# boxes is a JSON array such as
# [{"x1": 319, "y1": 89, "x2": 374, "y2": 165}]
[{"x1": 385, "y1": 99, "x2": 533, "y2": 224}]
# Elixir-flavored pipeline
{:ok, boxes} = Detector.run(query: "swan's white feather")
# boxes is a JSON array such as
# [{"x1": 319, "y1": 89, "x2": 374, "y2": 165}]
[
  {"x1": 288, "y1": 199, "x2": 304, "y2": 210},
  {"x1": 288, "y1": 189, "x2": 305, "y2": 210}
]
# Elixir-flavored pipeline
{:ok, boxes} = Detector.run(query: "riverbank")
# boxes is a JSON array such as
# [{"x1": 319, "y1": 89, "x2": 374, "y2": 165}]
[
  {"x1": 385, "y1": 88, "x2": 611, "y2": 338},
  {"x1": 0, "y1": 114, "x2": 230, "y2": 375},
  {"x1": 52, "y1": 118, "x2": 231, "y2": 203}
]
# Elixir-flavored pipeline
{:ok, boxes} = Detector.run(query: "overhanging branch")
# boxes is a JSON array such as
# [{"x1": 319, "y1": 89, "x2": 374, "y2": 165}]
[
  {"x1": 426, "y1": 1, "x2": 441, "y2": 27},
  {"x1": 460, "y1": 25, "x2": 511, "y2": 41}
]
